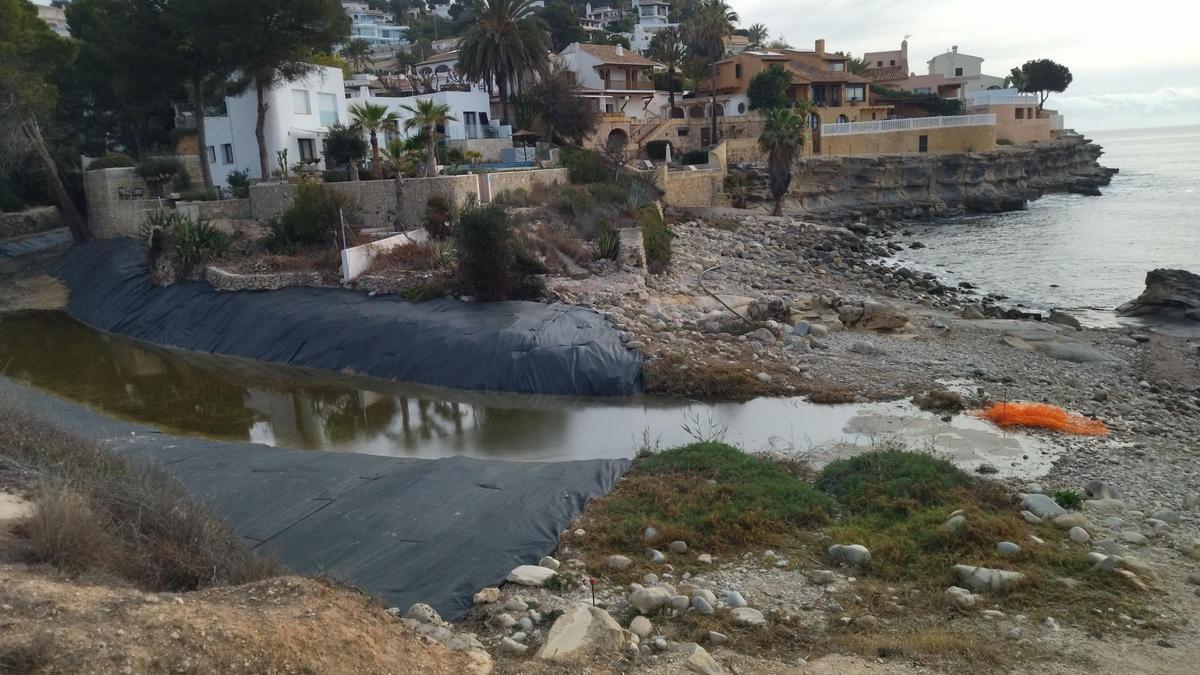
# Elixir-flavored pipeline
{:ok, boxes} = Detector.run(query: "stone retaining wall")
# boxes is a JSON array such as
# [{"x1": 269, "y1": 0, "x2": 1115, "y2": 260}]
[
  {"x1": 0, "y1": 206, "x2": 60, "y2": 240},
  {"x1": 203, "y1": 265, "x2": 326, "y2": 291}
]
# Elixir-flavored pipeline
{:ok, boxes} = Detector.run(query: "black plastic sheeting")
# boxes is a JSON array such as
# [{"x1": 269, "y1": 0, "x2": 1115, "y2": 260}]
[
  {"x1": 0, "y1": 377, "x2": 629, "y2": 620},
  {"x1": 54, "y1": 239, "x2": 643, "y2": 396}
]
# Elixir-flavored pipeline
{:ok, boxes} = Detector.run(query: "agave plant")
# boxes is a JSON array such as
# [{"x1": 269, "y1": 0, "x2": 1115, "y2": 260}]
[{"x1": 593, "y1": 223, "x2": 620, "y2": 261}]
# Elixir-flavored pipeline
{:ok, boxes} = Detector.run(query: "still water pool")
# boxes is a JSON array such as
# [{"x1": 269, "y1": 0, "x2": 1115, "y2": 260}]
[{"x1": 0, "y1": 311, "x2": 1055, "y2": 476}]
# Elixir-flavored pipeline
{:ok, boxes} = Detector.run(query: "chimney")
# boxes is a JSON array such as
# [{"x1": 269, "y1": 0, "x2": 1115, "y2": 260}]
[
  {"x1": 901, "y1": 39, "x2": 908, "y2": 60},
  {"x1": 952, "y1": 45, "x2": 958, "y2": 53},
  {"x1": 815, "y1": 39, "x2": 825, "y2": 55},
  {"x1": 586, "y1": 2, "x2": 591, "y2": 15},
  {"x1": 615, "y1": 43, "x2": 624, "y2": 57}
]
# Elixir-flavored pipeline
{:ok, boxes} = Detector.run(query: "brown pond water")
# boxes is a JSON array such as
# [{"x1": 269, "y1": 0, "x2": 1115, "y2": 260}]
[{"x1": 0, "y1": 311, "x2": 1057, "y2": 475}]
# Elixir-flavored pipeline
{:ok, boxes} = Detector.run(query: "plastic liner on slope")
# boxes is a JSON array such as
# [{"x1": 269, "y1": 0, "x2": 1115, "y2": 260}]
[
  {"x1": 53, "y1": 239, "x2": 642, "y2": 396},
  {"x1": 0, "y1": 376, "x2": 630, "y2": 620}
]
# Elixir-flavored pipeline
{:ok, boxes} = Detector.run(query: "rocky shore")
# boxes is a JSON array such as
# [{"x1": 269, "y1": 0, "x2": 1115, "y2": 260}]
[{"x1": 730, "y1": 132, "x2": 1117, "y2": 224}]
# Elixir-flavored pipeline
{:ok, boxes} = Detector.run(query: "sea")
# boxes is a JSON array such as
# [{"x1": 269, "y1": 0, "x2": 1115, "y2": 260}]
[{"x1": 891, "y1": 124, "x2": 1200, "y2": 324}]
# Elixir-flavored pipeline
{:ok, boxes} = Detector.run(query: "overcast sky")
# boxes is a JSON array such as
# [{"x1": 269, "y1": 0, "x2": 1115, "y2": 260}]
[{"x1": 735, "y1": 0, "x2": 1200, "y2": 131}]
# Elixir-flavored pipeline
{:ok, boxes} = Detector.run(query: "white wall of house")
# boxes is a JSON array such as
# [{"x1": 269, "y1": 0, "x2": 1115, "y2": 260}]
[
  {"x1": 203, "y1": 66, "x2": 348, "y2": 187},
  {"x1": 556, "y1": 44, "x2": 605, "y2": 91},
  {"x1": 927, "y1": 47, "x2": 1005, "y2": 97},
  {"x1": 352, "y1": 22, "x2": 409, "y2": 46},
  {"x1": 347, "y1": 89, "x2": 510, "y2": 145}
]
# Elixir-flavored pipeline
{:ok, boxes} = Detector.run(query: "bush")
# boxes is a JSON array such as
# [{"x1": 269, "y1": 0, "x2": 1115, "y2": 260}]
[
  {"x1": 594, "y1": 222, "x2": 620, "y2": 260},
  {"x1": 227, "y1": 169, "x2": 251, "y2": 198},
  {"x1": 455, "y1": 201, "x2": 540, "y2": 301},
  {"x1": 679, "y1": 149, "x2": 710, "y2": 166},
  {"x1": 586, "y1": 182, "x2": 627, "y2": 205},
  {"x1": 0, "y1": 400, "x2": 277, "y2": 591},
  {"x1": 560, "y1": 146, "x2": 610, "y2": 184},
  {"x1": 173, "y1": 217, "x2": 229, "y2": 272},
  {"x1": 492, "y1": 187, "x2": 532, "y2": 206},
  {"x1": 178, "y1": 187, "x2": 218, "y2": 202},
  {"x1": 264, "y1": 182, "x2": 349, "y2": 253},
  {"x1": 640, "y1": 207, "x2": 673, "y2": 274},
  {"x1": 86, "y1": 153, "x2": 135, "y2": 171},
  {"x1": 422, "y1": 195, "x2": 454, "y2": 239},
  {"x1": 134, "y1": 156, "x2": 185, "y2": 181},
  {"x1": 645, "y1": 140, "x2": 672, "y2": 161},
  {"x1": 552, "y1": 184, "x2": 597, "y2": 217},
  {"x1": 1053, "y1": 489, "x2": 1083, "y2": 509},
  {"x1": 816, "y1": 449, "x2": 973, "y2": 518}
]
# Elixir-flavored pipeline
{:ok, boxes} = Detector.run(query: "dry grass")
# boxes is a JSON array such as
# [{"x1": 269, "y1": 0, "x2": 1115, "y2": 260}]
[
  {"x1": 0, "y1": 632, "x2": 54, "y2": 674},
  {"x1": 643, "y1": 353, "x2": 759, "y2": 398},
  {"x1": 373, "y1": 241, "x2": 436, "y2": 271},
  {"x1": 0, "y1": 399, "x2": 278, "y2": 592}
]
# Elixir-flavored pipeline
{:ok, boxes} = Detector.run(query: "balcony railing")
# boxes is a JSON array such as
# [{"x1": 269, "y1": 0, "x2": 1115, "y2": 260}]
[
  {"x1": 822, "y1": 114, "x2": 996, "y2": 137},
  {"x1": 604, "y1": 80, "x2": 656, "y2": 91},
  {"x1": 965, "y1": 90, "x2": 1039, "y2": 106}
]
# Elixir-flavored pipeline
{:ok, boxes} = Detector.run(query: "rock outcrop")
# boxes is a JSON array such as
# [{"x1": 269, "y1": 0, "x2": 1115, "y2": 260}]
[
  {"x1": 1116, "y1": 268, "x2": 1200, "y2": 321},
  {"x1": 733, "y1": 133, "x2": 1117, "y2": 224}
]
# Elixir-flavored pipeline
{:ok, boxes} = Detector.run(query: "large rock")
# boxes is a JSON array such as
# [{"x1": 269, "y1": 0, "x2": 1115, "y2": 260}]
[
  {"x1": 630, "y1": 587, "x2": 672, "y2": 614},
  {"x1": 1021, "y1": 494, "x2": 1067, "y2": 520},
  {"x1": 837, "y1": 300, "x2": 908, "y2": 331},
  {"x1": 730, "y1": 607, "x2": 766, "y2": 627},
  {"x1": 537, "y1": 602, "x2": 630, "y2": 662},
  {"x1": 952, "y1": 564, "x2": 1026, "y2": 592},
  {"x1": 507, "y1": 565, "x2": 557, "y2": 587},
  {"x1": 684, "y1": 643, "x2": 725, "y2": 675},
  {"x1": 828, "y1": 544, "x2": 871, "y2": 567},
  {"x1": 1116, "y1": 269, "x2": 1200, "y2": 321}
]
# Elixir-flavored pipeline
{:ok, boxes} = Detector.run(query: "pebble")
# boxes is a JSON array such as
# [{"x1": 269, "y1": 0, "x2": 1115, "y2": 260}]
[
  {"x1": 608, "y1": 554, "x2": 632, "y2": 570},
  {"x1": 1069, "y1": 526, "x2": 1091, "y2": 545},
  {"x1": 500, "y1": 637, "x2": 527, "y2": 654},
  {"x1": 997, "y1": 541, "x2": 1021, "y2": 556},
  {"x1": 629, "y1": 615, "x2": 653, "y2": 638},
  {"x1": 669, "y1": 540, "x2": 688, "y2": 554},
  {"x1": 707, "y1": 631, "x2": 728, "y2": 645},
  {"x1": 730, "y1": 607, "x2": 766, "y2": 627},
  {"x1": 725, "y1": 591, "x2": 748, "y2": 608}
]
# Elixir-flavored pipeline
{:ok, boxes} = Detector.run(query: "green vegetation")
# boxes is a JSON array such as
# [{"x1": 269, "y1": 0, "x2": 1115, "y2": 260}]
[
  {"x1": 400, "y1": 98, "x2": 456, "y2": 177},
  {"x1": 457, "y1": 0, "x2": 550, "y2": 125},
  {"x1": 560, "y1": 146, "x2": 610, "y2": 184},
  {"x1": 679, "y1": 149, "x2": 710, "y2": 165},
  {"x1": 0, "y1": 399, "x2": 277, "y2": 592},
  {"x1": 552, "y1": 185, "x2": 598, "y2": 216},
  {"x1": 593, "y1": 223, "x2": 620, "y2": 260},
  {"x1": 226, "y1": 169, "x2": 251, "y2": 198},
  {"x1": 645, "y1": 140, "x2": 673, "y2": 161},
  {"x1": 265, "y1": 182, "x2": 350, "y2": 253},
  {"x1": 758, "y1": 104, "x2": 811, "y2": 216},
  {"x1": 528, "y1": 64, "x2": 599, "y2": 145},
  {"x1": 454, "y1": 200, "x2": 541, "y2": 301},
  {"x1": 816, "y1": 449, "x2": 973, "y2": 518},
  {"x1": 172, "y1": 217, "x2": 229, "y2": 273},
  {"x1": 746, "y1": 64, "x2": 793, "y2": 111},
  {"x1": 640, "y1": 207, "x2": 673, "y2": 274},
  {"x1": 349, "y1": 102, "x2": 400, "y2": 180},
  {"x1": 1010, "y1": 58, "x2": 1073, "y2": 109},
  {"x1": 422, "y1": 195, "x2": 454, "y2": 239},
  {"x1": 649, "y1": 27, "x2": 688, "y2": 113},
  {"x1": 85, "y1": 153, "x2": 135, "y2": 171},
  {"x1": 1053, "y1": 489, "x2": 1084, "y2": 509}
]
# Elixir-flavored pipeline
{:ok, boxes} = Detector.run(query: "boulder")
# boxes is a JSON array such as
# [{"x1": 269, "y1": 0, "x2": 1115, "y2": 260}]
[
  {"x1": 730, "y1": 607, "x2": 767, "y2": 627},
  {"x1": 943, "y1": 586, "x2": 978, "y2": 610},
  {"x1": 684, "y1": 643, "x2": 725, "y2": 675},
  {"x1": 1021, "y1": 494, "x2": 1067, "y2": 520},
  {"x1": 838, "y1": 301, "x2": 909, "y2": 331},
  {"x1": 608, "y1": 554, "x2": 632, "y2": 570},
  {"x1": 628, "y1": 615, "x2": 653, "y2": 638},
  {"x1": 537, "y1": 602, "x2": 630, "y2": 662},
  {"x1": 630, "y1": 587, "x2": 672, "y2": 614},
  {"x1": 828, "y1": 544, "x2": 871, "y2": 567},
  {"x1": 472, "y1": 587, "x2": 500, "y2": 605},
  {"x1": 951, "y1": 564, "x2": 1026, "y2": 592},
  {"x1": 405, "y1": 603, "x2": 446, "y2": 627},
  {"x1": 1116, "y1": 269, "x2": 1200, "y2": 320},
  {"x1": 507, "y1": 565, "x2": 557, "y2": 587}
]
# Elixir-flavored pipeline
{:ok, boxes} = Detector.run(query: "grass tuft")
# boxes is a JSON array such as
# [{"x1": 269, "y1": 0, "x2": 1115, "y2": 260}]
[{"x1": 816, "y1": 449, "x2": 973, "y2": 518}]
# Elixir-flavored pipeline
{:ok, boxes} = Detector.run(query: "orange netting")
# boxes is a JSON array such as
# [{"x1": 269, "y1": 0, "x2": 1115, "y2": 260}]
[{"x1": 974, "y1": 402, "x2": 1109, "y2": 436}]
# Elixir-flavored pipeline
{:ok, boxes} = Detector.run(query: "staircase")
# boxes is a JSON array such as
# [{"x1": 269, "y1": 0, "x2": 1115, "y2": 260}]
[{"x1": 634, "y1": 115, "x2": 677, "y2": 146}]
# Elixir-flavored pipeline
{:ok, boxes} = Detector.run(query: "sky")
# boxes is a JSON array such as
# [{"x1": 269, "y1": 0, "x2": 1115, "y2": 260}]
[{"x1": 735, "y1": 0, "x2": 1200, "y2": 131}]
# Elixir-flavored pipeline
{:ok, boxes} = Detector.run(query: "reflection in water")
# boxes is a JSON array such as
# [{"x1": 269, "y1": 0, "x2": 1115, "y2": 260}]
[{"x1": 0, "y1": 311, "x2": 1059, "y2": 475}]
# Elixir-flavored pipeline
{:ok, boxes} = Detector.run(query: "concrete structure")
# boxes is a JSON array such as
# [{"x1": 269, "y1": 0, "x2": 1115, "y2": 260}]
[
  {"x1": 351, "y1": 22, "x2": 409, "y2": 47},
  {"x1": 36, "y1": 3, "x2": 69, "y2": 36},
  {"x1": 557, "y1": 42, "x2": 663, "y2": 121},
  {"x1": 966, "y1": 91, "x2": 1053, "y2": 144},
  {"x1": 627, "y1": 0, "x2": 677, "y2": 55},
  {"x1": 927, "y1": 46, "x2": 1006, "y2": 97},
  {"x1": 203, "y1": 66, "x2": 349, "y2": 186}
]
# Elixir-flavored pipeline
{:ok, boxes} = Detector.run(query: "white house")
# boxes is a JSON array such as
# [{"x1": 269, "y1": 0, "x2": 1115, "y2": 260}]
[
  {"x1": 345, "y1": 88, "x2": 511, "y2": 145},
  {"x1": 627, "y1": 0, "x2": 677, "y2": 55},
  {"x1": 202, "y1": 66, "x2": 348, "y2": 186},
  {"x1": 927, "y1": 46, "x2": 1006, "y2": 97},
  {"x1": 351, "y1": 22, "x2": 409, "y2": 47},
  {"x1": 341, "y1": 1, "x2": 390, "y2": 24},
  {"x1": 556, "y1": 42, "x2": 665, "y2": 119}
]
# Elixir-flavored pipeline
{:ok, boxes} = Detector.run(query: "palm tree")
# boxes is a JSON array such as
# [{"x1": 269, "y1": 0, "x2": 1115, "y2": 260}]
[
  {"x1": 746, "y1": 23, "x2": 768, "y2": 49},
  {"x1": 349, "y1": 102, "x2": 400, "y2": 180},
  {"x1": 458, "y1": 0, "x2": 549, "y2": 125},
  {"x1": 342, "y1": 38, "x2": 375, "y2": 73},
  {"x1": 401, "y1": 98, "x2": 457, "y2": 177},
  {"x1": 687, "y1": 0, "x2": 738, "y2": 145},
  {"x1": 650, "y1": 27, "x2": 687, "y2": 115},
  {"x1": 757, "y1": 104, "x2": 810, "y2": 216},
  {"x1": 842, "y1": 52, "x2": 870, "y2": 75}
]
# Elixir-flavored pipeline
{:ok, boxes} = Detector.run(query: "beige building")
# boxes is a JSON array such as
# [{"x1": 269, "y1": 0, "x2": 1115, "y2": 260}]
[{"x1": 37, "y1": 3, "x2": 69, "y2": 36}]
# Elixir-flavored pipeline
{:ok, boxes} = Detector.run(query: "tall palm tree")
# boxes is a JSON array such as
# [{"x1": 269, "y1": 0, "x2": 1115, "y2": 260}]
[
  {"x1": 458, "y1": 0, "x2": 549, "y2": 125},
  {"x1": 349, "y1": 101, "x2": 400, "y2": 180},
  {"x1": 687, "y1": 0, "x2": 738, "y2": 145},
  {"x1": 746, "y1": 23, "x2": 768, "y2": 49},
  {"x1": 757, "y1": 103, "x2": 810, "y2": 216},
  {"x1": 342, "y1": 38, "x2": 374, "y2": 73},
  {"x1": 650, "y1": 27, "x2": 687, "y2": 115},
  {"x1": 401, "y1": 98, "x2": 456, "y2": 177}
]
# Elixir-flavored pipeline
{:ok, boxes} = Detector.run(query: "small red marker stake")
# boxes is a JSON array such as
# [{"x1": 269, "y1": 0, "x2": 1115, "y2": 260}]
[{"x1": 589, "y1": 577, "x2": 598, "y2": 606}]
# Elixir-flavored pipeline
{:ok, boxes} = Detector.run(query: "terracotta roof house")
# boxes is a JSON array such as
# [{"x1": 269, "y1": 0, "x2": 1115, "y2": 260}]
[{"x1": 556, "y1": 42, "x2": 666, "y2": 120}]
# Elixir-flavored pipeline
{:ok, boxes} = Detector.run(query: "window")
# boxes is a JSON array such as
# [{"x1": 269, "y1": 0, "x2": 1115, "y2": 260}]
[
  {"x1": 318, "y1": 93, "x2": 338, "y2": 126},
  {"x1": 914, "y1": 87, "x2": 932, "y2": 95},
  {"x1": 889, "y1": 59, "x2": 896, "y2": 66},
  {"x1": 734, "y1": 64, "x2": 742, "y2": 79},
  {"x1": 298, "y1": 138, "x2": 316, "y2": 162},
  {"x1": 292, "y1": 89, "x2": 311, "y2": 114},
  {"x1": 206, "y1": 146, "x2": 216, "y2": 163},
  {"x1": 827, "y1": 61, "x2": 845, "y2": 71},
  {"x1": 954, "y1": 67, "x2": 963, "y2": 77},
  {"x1": 737, "y1": 102, "x2": 746, "y2": 114},
  {"x1": 846, "y1": 84, "x2": 866, "y2": 102},
  {"x1": 1016, "y1": 108, "x2": 1025, "y2": 120},
  {"x1": 676, "y1": 127, "x2": 689, "y2": 137},
  {"x1": 918, "y1": 135, "x2": 929, "y2": 153},
  {"x1": 876, "y1": 60, "x2": 883, "y2": 67},
  {"x1": 222, "y1": 144, "x2": 234, "y2": 164}
]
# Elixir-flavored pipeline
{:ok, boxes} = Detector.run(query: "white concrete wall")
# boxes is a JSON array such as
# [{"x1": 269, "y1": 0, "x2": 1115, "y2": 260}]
[
  {"x1": 928, "y1": 51, "x2": 985, "y2": 78},
  {"x1": 351, "y1": 90, "x2": 499, "y2": 144},
  {"x1": 341, "y1": 230, "x2": 426, "y2": 282}
]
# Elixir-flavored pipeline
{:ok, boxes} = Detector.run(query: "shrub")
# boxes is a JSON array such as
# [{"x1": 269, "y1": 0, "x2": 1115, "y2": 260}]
[
  {"x1": 422, "y1": 195, "x2": 454, "y2": 239},
  {"x1": 560, "y1": 146, "x2": 610, "y2": 184},
  {"x1": 24, "y1": 484, "x2": 115, "y2": 572},
  {"x1": 645, "y1": 140, "x2": 672, "y2": 160},
  {"x1": 264, "y1": 182, "x2": 349, "y2": 253},
  {"x1": 594, "y1": 222, "x2": 620, "y2": 260},
  {"x1": 552, "y1": 184, "x2": 597, "y2": 216},
  {"x1": 724, "y1": 172, "x2": 750, "y2": 208},
  {"x1": 134, "y1": 156, "x2": 185, "y2": 181},
  {"x1": 0, "y1": 400, "x2": 277, "y2": 592},
  {"x1": 173, "y1": 217, "x2": 229, "y2": 272},
  {"x1": 322, "y1": 169, "x2": 350, "y2": 183},
  {"x1": 587, "y1": 182, "x2": 627, "y2": 205},
  {"x1": 86, "y1": 153, "x2": 135, "y2": 171},
  {"x1": 997, "y1": 138, "x2": 1015, "y2": 146},
  {"x1": 178, "y1": 187, "x2": 218, "y2": 202},
  {"x1": 1053, "y1": 489, "x2": 1083, "y2": 509},
  {"x1": 455, "y1": 201, "x2": 540, "y2": 301},
  {"x1": 680, "y1": 149, "x2": 710, "y2": 166},
  {"x1": 227, "y1": 169, "x2": 251, "y2": 198},
  {"x1": 816, "y1": 449, "x2": 973, "y2": 518},
  {"x1": 640, "y1": 207, "x2": 673, "y2": 274},
  {"x1": 493, "y1": 187, "x2": 532, "y2": 206}
]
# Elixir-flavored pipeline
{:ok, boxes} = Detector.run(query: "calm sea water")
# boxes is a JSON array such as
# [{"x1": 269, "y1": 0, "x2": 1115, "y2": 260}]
[{"x1": 893, "y1": 125, "x2": 1200, "y2": 315}]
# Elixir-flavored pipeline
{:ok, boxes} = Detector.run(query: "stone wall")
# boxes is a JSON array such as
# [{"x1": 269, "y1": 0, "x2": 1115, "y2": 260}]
[
  {"x1": 83, "y1": 167, "x2": 167, "y2": 238},
  {"x1": 0, "y1": 206, "x2": 60, "y2": 240},
  {"x1": 728, "y1": 132, "x2": 1117, "y2": 224},
  {"x1": 178, "y1": 198, "x2": 252, "y2": 223},
  {"x1": 820, "y1": 124, "x2": 997, "y2": 156},
  {"x1": 486, "y1": 167, "x2": 569, "y2": 198},
  {"x1": 662, "y1": 167, "x2": 725, "y2": 208}
]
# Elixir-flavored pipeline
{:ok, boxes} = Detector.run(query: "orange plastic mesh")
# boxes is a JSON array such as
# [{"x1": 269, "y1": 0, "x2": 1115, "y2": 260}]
[{"x1": 974, "y1": 402, "x2": 1109, "y2": 436}]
